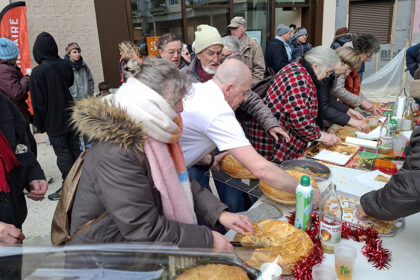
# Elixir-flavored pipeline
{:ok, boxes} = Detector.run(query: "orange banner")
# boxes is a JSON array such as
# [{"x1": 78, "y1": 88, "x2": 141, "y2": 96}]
[
  {"x1": 146, "y1": 36, "x2": 160, "y2": 56},
  {"x1": 0, "y1": 2, "x2": 32, "y2": 114}
]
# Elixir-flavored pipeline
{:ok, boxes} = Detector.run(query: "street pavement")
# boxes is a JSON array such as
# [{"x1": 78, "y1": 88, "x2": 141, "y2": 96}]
[{"x1": 22, "y1": 134, "x2": 62, "y2": 246}]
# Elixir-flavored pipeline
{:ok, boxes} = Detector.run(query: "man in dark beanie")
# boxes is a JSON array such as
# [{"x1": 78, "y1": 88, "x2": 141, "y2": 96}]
[
  {"x1": 265, "y1": 24, "x2": 293, "y2": 73},
  {"x1": 29, "y1": 32, "x2": 81, "y2": 201}
]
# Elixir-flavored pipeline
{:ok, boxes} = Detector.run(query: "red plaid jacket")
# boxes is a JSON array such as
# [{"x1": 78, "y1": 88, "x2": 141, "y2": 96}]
[{"x1": 246, "y1": 62, "x2": 321, "y2": 163}]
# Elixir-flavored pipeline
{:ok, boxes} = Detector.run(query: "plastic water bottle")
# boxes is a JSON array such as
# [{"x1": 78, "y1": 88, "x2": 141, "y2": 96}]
[
  {"x1": 378, "y1": 111, "x2": 395, "y2": 155},
  {"x1": 319, "y1": 182, "x2": 343, "y2": 254},
  {"x1": 294, "y1": 175, "x2": 314, "y2": 231}
]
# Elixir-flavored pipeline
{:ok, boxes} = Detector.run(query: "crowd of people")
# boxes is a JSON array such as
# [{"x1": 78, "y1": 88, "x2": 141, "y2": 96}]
[{"x1": 0, "y1": 16, "x2": 420, "y2": 251}]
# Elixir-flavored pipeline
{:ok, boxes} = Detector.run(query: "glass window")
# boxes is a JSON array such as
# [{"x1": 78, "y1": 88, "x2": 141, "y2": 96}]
[
  {"x1": 234, "y1": 0, "x2": 271, "y2": 51},
  {"x1": 187, "y1": 0, "x2": 229, "y2": 5},
  {"x1": 185, "y1": 8, "x2": 230, "y2": 45},
  {"x1": 130, "y1": 0, "x2": 183, "y2": 56},
  {"x1": 275, "y1": 0, "x2": 308, "y2": 3}
]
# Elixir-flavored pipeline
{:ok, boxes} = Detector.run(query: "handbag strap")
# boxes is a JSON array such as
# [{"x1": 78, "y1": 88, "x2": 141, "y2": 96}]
[{"x1": 66, "y1": 211, "x2": 108, "y2": 245}]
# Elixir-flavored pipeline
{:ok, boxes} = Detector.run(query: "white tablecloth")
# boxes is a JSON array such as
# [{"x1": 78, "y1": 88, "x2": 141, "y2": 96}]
[{"x1": 226, "y1": 164, "x2": 420, "y2": 279}]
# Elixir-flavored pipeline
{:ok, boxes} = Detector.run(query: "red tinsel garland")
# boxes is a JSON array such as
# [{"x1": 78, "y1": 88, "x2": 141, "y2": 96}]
[{"x1": 287, "y1": 211, "x2": 391, "y2": 279}]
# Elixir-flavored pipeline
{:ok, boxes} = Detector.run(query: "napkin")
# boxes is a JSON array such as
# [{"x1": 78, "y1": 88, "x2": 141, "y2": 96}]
[
  {"x1": 355, "y1": 170, "x2": 391, "y2": 190},
  {"x1": 312, "y1": 149, "x2": 353, "y2": 165},
  {"x1": 355, "y1": 125, "x2": 381, "y2": 140}
]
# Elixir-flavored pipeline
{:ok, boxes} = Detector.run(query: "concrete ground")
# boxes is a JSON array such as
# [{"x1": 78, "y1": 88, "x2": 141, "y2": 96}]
[{"x1": 22, "y1": 133, "x2": 62, "y2": 246}]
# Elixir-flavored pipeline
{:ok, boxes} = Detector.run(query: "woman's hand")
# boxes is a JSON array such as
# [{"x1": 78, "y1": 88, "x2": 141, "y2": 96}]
[
  {"x1": 356, "y1": 204, "x2": 368, "y2": 220},
  {"x1": 28, "y1": 180, "x2": 48, "y2": 201},
  {"x1": 319, "y1": 132, "x2": 341, "y2": 146},
  {"x1": 361, "y1": 100, "x2": 382, "y2": 116},
  {"x1": 348, "y1": 118, "x2": 370, "y2": 133},
  {"x1": 218, "y1": 211, "x2": 254, "y2": 235},
  {"x1": 347, "y1": 109, "x2": 364, "y2": 120},
  {"x1": 212, "y1": 231, "x2": 233, "y2": 253}
]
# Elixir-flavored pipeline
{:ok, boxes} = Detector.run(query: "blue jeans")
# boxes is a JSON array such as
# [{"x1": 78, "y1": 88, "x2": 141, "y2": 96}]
[{"x1": 188, "y1": 165, "x2": 245, "y2": 213}]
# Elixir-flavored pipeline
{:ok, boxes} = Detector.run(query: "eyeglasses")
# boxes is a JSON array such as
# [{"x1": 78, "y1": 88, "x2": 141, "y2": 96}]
[{"x1": 163, "y1": 48, "x2": 182, "y2": 56}]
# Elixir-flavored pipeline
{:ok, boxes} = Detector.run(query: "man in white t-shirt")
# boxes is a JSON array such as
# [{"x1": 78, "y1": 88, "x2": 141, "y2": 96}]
[{"x1": 181, "y1": 59, "x2": 321, "y2": 207}]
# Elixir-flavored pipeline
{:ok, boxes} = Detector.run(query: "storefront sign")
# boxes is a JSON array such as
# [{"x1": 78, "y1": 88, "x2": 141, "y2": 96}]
[{"x1": 146, "y1": 36, "x2": 160, "y2": 56}]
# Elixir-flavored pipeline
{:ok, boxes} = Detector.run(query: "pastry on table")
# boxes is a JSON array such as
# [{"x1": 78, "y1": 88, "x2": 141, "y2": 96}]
[
  {"x1": 234, "y1": 219, "x2": 313, "y2": 274},
  {"x1": 335, "y1": 126, "x2": 358, "y2": 141},
  {"x1": 374, "y1": 174, "x2": 390, "y2": 183},
  {"x1": 259, "y1": 170, "x2": 318, "y2": 205},
  {"x1": 325, "y1": 195, "x2": 398, "y2": 234},
  {"x1": 176, "y1": 264, "x2": 250, "y2": 280},
  {"x1": 221, "y1": 154, "x2": 256, "y2": 179}
]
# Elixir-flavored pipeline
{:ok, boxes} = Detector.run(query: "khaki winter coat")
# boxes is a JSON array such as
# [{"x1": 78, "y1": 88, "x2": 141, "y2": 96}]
[
  {"x1": 240, "y1": 34, "x2": 266, "y2": 87},
  {"x1": 69, "y1": 98, "x2": 227, "y2": 247}
]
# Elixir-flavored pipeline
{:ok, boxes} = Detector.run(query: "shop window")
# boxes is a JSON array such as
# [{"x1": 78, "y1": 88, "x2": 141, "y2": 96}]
[{"x1": 348, "y1": 0, "x2": 394, "y2": 44}]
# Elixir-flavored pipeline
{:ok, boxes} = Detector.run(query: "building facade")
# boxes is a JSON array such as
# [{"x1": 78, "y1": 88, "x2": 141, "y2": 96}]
[{"x1": 1, "y1": 0, "x2": 419, "y2": 87}]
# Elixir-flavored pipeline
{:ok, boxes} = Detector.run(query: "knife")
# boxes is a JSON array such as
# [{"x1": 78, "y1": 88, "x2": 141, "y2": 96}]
[{"x1": 230, "y1": 241, "x2": 267, "y2": 248}]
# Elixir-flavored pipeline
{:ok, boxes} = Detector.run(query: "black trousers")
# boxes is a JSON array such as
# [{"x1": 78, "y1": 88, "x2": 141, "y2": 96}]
[{"x1": 49, "y1": 131, "x2": 81, "y2": 182}]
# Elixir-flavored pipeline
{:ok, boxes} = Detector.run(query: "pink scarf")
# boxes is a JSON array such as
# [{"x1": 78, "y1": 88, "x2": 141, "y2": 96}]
[{"x1": 144, "y1": 134, "x2": 196, "y2": 224}]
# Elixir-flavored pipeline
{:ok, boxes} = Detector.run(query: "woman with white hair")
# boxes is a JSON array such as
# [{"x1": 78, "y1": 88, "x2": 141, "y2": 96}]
[
  {"x1": 69, "y1": 57, "x2": 253, "y2": 250},
  {"x1": 247, "y1": 46, "x2": 341, "y2": 163}
]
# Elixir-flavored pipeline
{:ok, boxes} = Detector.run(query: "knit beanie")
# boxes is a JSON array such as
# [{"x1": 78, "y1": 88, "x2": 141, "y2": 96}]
[
  {"x1": 0, "y1": 38, "x2": 19, "y2": 60},
  {"x1": 276, "y1": 24, "x2": 290, "y2": 36},
  {"x1": 194, "y1": 25, "x2": 224, "y2": 54},
  {"x1": 65, "y1": 42, "x2": 81, "y2": 54},
  {"x1": 294, "y1": 28, "x2": 308, "y2": 38}
]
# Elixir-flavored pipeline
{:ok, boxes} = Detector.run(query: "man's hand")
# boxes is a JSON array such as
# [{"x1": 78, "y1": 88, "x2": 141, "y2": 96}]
[
  {"x1": 218, "y1": 211, "x2": 254, "y2": 235},
  {"x1": 268, "y1": 126, "x2": 290, "y2": 142},
  {"x1": 348, "y1": 118, "x2": 370, "y2": 133},
  {"x1": 356, "y1": 204, "x2": 368, "y2": 220},
  {"x1": 28, "y1": 179, "x2": 48, "y2": 201},
  {"x1": 0, "y1": 222, "x2": 25, "y2": 244},
  {"x1": 319, "y1": 132, "x2": 341, "y2": 146},
  {"x1": 212, "y1": 231, "x2": 233, "y2": 253},
  {"x1": 347, "y1": 109, "x2": 364, "y2": 120},
  {"x1": 212, "y1": 152, "x2": 229, "y2": 171}
]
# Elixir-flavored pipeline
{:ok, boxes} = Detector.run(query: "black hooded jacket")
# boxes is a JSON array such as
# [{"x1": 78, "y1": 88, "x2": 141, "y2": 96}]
[{"x1": 29, "y1": 32, "x2": 74, "y2": 136}]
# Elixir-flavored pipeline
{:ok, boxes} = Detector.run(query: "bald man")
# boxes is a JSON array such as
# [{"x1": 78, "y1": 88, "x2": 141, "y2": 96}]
[{"x1": 181, "y1": 59, "x2": 321, "y2": 208}]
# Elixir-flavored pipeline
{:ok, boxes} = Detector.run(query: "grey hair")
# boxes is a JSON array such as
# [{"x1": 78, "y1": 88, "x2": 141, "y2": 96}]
[
  {"x1": 125, "y1": 57, "x2": 192, "y2": 102},
  {"x1": 304, "y1": 46, "x2": 338, "y2": 72},
  {"x1": 223, "y1": 36, "x2": 240, "y2": 53}
]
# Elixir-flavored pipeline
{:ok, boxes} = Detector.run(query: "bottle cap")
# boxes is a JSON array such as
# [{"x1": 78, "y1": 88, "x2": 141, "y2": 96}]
[{"x1": 300, "y1": 175, "x2": 311, "y2": 186}]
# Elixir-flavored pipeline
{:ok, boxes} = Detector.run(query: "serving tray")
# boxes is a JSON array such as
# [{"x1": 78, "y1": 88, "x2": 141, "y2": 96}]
[{"x1": 319, "y1": 190, "x2": 405, "y2": 237}]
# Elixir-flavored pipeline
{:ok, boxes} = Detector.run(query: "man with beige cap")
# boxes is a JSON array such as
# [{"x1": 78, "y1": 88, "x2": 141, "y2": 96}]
[{"x1": 228, "y1": 16, "x2": 265, "y2": 86}]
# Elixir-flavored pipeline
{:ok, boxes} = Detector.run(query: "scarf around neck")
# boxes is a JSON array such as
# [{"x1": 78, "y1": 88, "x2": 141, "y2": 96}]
[
  {"x1": 0, "y1": 131, "x2": 20, "y2": 193},
  {"x1": 114, "y1": 78, "x2": 196, "y2": 224},
  {"x1": 65, "y1": 55, "x2": 84, "y2": 70}
]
